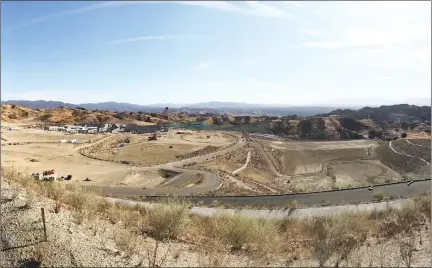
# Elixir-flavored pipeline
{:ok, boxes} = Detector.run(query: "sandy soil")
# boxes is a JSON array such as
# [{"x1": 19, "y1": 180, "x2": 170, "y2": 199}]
[
  {"x1": 2, "y1": 180, "x2": 431, "y2": 267},
  {"x1": 282, "y1": 148, "x2": 368, "y2": 175},
  {"x1": 85, "y1": 132, "x2": 234, "y2": 166},
  {"x1": 268, "y1": 139, "x2": 378, "y2": 151},
  {"x1": 0, "y1": 124, "x2": 236, "y2": 191},
  {"x1": 1, "y1": 126, "x2": 106, "y2": 143},
  {"x1": 333, "y1": 160, "x2": 403, "y2": 186}
]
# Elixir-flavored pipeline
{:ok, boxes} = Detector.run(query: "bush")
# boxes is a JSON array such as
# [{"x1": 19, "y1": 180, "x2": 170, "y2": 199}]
[
  {"x1": 207, "y1": 212, "x2": 278, "y2": 251},
  {"x1": 401, "y1": 133, "x2": 407, "y2": 138},
  {"x1": 372, "y1": 191, "x2": 384, "y2": 201},
  {"x1": 147, "y1": 198, "x2": 190, "y2": 241},
  {"x1": 113, "y1": 229, "x2": 138, "y2": 258},
  {"x1": 42, "y1": 182, "x2": 65, "y2": 202}
]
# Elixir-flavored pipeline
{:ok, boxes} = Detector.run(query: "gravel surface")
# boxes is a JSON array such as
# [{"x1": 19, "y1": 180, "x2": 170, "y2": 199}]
[{"x1": 2, "y1": 181, "x2": 431, "y2": 267}]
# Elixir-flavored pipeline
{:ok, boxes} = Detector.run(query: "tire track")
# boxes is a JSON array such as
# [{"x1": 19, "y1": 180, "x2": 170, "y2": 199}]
[
  {"x1": 389, "y1": 140, "x2": 430, "y2": 166},
  {"x1": 406, "y1": 139, "x2": 431, "y2": 148},
  {"x1": 232, "y1": 151, "x2": 251, "y2": 175}
]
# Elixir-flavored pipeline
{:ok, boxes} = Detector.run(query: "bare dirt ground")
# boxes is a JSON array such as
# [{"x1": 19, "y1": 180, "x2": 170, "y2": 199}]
[
  {"x1": 1, "y1": 125, "x2": 106, "y2": 144},
  {"x1": 0, "y1": 122, "x2": 411, "y2": 196},
  {"x1": 282, "y1": 148, "x2": 368, "y2": 175},
  {"x1": 82, "y1": 131, "x2": 235, "y2": 166},
  {"x1": 0, "y1": 124, "x2": 236, "y2": 192}
]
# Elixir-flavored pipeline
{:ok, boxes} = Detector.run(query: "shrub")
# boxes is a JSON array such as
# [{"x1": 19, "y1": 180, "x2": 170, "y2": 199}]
[
  {"x1": 372, "y1": 191, "x2": 384, "y2": 202},
  {"x1": 113, "y1": 229, "x2": 138, "y2": 258},
  {"x1": 42, "y1": 182, "x2": 65, "y2": 202},
  {"x1": 208, "y1": 212, "x2": 277, "y2": 251},
  {"x1": 147, "y1": 198, "x2": 190, "y2": 241}
]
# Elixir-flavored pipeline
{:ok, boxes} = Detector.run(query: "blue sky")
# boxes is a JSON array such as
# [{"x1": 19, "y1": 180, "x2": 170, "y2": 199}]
[{"x1": 1, "y1": 1, "x2": 431, "y2": 106}]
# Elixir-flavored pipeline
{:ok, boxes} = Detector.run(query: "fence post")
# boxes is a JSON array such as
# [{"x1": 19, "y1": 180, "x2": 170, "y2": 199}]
[{"x1": 41, "y1": 208, "x2": 47, "y2": 242}]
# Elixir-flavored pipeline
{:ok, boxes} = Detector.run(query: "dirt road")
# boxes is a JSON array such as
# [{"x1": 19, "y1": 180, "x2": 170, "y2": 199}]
[{"x1": 389, "y1": 140, "x2": 431, "y2": 165}]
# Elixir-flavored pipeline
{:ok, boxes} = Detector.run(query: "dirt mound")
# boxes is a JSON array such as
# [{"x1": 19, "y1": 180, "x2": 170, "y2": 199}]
[
  {"x1": 175, "y1": 145, "x2": 220, "y2": 160},
  {"x1": 1, "y1": 104, "x2": 41, "y2": 122},
  {"x1": 80, "y1": 137, "x2": 122, "y2": 156}
]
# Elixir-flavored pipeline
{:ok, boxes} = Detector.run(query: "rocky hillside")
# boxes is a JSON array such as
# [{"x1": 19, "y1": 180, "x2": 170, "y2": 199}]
[
  {"x1": 268, "y1": 117, "x2": 370, "y2": 140},
  {"x1": 1, "y1": 104, "x2": 197, "y2": 125},
  {"x1": 317, "y1": 104, "x2": 431, "y2": 122},
  {"x1": 1, "y1": 105, "x2": 40, "y2": 123}
]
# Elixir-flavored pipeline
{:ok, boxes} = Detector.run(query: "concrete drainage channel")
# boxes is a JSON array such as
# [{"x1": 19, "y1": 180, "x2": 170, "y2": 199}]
[{"x1": 104, "y1": 196, "x2": 411, "y2": 220}]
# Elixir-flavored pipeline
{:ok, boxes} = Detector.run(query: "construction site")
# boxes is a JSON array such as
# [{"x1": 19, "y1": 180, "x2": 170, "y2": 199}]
[
  {"x1": 1, "y1": 103, "x2": 430, "y2": 200},
  {"x1": 1, "y1": 105, "x2": 431, "y2": 268}
]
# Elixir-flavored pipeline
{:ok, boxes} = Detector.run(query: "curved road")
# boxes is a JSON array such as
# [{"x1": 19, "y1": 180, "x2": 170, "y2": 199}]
[
  {"x1": 10, "y1": 129, "x2": 430, "y2": 206},
  {"x1": 79, "y1": 132, "x2": 246, "y2": 195},
  {"x1": 99, "y1": 179, "x2": 431, "y2": 206},
  {"x1": 79, "y1": 133, "x2": 431, "y2": 206}
]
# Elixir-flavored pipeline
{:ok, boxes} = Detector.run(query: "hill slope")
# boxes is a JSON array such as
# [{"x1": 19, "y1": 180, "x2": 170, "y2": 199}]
[
  {"x1": 318, "y1": 104, "x2": 431, "y2": 122},
  {"x1": 267, "y1": 117, "x2": 370, "y2": 140}
]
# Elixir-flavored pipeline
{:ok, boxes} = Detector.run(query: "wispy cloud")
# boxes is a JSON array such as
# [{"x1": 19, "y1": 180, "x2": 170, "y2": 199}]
[
  {"x1": 282, "y1": 1, "x2": 304, "y2": 8},
  {"x1": 305, "y1": 41, "x2": 345, "y2": 49},
  {"x1": 301, "y1": 29, "x2": 322, "y2": 37},
  {"x1": 191, "y1": 61, "x2": 215, "y2": 71},
  {"x1": 6, "y1": 1, "x2": 137, "y2": 31},
  {"x1": 6, "y1": 1, "x2": 290, "y2": 31},
  {"x1": 106, "y1": 35, "x2": 193, "y2": 45},
  {"x1": 245, "y1": 1, "x2": 291, "y2": 17}
]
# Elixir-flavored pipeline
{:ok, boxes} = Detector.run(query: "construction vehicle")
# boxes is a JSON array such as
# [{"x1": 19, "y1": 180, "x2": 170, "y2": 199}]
[
  {"x1": 148, "y1": 107, "x2": 169, "y2": 141},
  {"x1": 148, "y1": 133, "x2": 157, "y2": 141}
]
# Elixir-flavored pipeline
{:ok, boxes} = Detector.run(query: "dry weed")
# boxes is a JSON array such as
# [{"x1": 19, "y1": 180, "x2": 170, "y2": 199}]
[
  {"x1": 147, "y1": 198, "x2": 189, "y2": 241},
  {"x1": 197, "y1": 243, "x2": 231, "y2": 267},
  {"x1": 145, "y1": 240, "x2": 170, "y2": 268},
  {"x1": 113, "y1": 228, "x2": 138, "y2": 259},
  {"x1": 42, "y1": 182, "x2": 65, "y2": 202}
]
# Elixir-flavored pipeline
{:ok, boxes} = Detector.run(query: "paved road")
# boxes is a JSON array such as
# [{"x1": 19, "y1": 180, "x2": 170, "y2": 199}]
[
  {"x1": 43, "y1": 131, "x2": 430, "y2": 206},
  {"x1": 149, "y1": 179, "x2": 431, "y2": 206}
]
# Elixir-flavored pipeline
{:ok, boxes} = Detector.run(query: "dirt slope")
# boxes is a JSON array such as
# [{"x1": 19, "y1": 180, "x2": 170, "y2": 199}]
[{"x1": 269, "y1": 117, "x2": 368, "y2": 140}]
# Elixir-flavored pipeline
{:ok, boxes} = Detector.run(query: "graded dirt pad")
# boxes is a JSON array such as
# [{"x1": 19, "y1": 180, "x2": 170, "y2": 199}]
[
  {"x1": 392, "y1": 139, "x2": 431, "y2": 163},
  {"x1": 1, "y1": 127, "x2": 106, "y2": 143},
  {"x1": 407, "y1": 139, "x2": 431, "y2": 146},
  {"x1": 268, "y1": 139, "x2": 377, "y2": 151},
  {"x1": 175, "y1": 145, "x2": 220, "y2": 160},
  {"x1": 177, "y1": 131, "x2": 237, "y2": 144},
  {"x1": 282, "y1": 148, "x2": 368, "y2": 175},
  {"x1": 238, "y1": 167, "x2": 275, "y2": 184},
  {"x1": 375, "y1": 141, "x2": 430, "y2": 176},
  {"x1": 85, "y1": 131, "x2": 234, "y2": 166},
  {"x1": 1, "y1": 143, "x2": 131, "y2": 187},
  {"x1": 0, "y1": 125, "x2": 239, "y2": 191},
  {"x1": 332, "y1": 160, "x2": 402, "y2": 186}
]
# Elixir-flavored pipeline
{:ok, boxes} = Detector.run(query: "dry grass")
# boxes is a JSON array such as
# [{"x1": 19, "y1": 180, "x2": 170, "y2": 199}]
[
  {"x1": 3, "y1": 166, "x2": 431, "y2": 266},
  {"x1": 147, "y1": 198, "x2": 190, "y2": 241},
  {"x1": 145, "y1": 240, "x2": 170, "y2": 268},
  {"x1": 113, "y1": 228, "x2": 138, "y2": 259}
]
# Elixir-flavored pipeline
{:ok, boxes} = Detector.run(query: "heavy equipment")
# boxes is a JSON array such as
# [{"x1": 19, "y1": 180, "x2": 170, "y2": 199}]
[{"x1": 148, "y1": 107, "x2": 169, "y2": 141}]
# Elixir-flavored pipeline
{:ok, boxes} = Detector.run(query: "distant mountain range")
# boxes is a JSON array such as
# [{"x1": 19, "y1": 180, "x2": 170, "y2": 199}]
[
  {"x1": 317, "y1": 104, "x2": 431, "y2": 122},
  {"x1": 1, "y1": 100, "x2": 354, "y2": 116}
]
